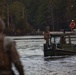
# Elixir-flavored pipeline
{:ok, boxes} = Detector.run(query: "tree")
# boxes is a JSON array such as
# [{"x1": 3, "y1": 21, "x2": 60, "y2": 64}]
[
  {"x1": 66, "y1": 0, "x2": 76, "y2": 26},
  {"x1": 48, "y1": 0, "x2": 67, "y2": 30},
  {"x1": 35, "y1": 0, "x2": 48, "y2": 30}
]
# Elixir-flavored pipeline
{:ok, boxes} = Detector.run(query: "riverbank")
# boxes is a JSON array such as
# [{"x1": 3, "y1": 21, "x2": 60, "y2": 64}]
[{"x1": 5, "y1": 31, "x2": 76, "y2": 36}]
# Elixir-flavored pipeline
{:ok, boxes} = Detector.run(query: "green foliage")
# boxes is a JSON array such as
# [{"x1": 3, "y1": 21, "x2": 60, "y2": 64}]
[
  {"x1": 9, "y1": 1, "x2": 24, "y2": 21},
  {"x1": 66, "y1": 0, "x2": 76, "y2": 23},
  {"x1": 0, "y1": 0, "x2": 76, "y2": 32},
  {"x1": 36, "y1": 0, "x2": 48, "y2": 28}
]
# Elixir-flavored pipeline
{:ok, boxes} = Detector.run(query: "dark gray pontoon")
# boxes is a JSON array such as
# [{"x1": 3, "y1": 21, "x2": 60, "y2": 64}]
[{"x1": 44, "y1": 32, "x2": 76, "y2": 57}]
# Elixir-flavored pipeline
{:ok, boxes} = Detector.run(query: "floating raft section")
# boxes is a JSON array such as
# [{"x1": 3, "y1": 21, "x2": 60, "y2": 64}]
[{"x1": 44, "y1": 31, "x2": 76, "y2": 57}]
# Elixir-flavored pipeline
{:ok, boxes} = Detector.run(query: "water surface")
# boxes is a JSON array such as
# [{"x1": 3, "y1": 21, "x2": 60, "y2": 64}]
[{"x1": 13, "y1": 36, "x2": 76, "y2": 75}]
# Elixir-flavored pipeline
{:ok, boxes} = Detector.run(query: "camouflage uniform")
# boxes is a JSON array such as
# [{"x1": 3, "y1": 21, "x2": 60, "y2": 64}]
[
  {"x1": 44, "y1": 26, "x2": 50, "y2": 45},
  {"x1": 0, "y1": 35, "x2": 24, "y2": 75},
  {"x1": 0, "y1": 18, "x2": 24, "y2": 75}
]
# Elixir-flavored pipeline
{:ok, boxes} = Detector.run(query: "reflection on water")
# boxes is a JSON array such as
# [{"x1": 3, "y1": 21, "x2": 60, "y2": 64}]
[{"x1": 13, "y1": 36, "x2": 76, "y2": 75}]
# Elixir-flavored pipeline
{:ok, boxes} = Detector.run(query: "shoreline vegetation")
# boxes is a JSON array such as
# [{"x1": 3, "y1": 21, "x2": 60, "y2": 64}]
[
  {"x1": 4, "y1": 29, "x2": 43, "y2": 36},
  {"x1": 0, "y1": 0, "x2": 74, "y2": 35},
  {"x1": 5, "y1": 30, "x2": 75, "y2": 36}
]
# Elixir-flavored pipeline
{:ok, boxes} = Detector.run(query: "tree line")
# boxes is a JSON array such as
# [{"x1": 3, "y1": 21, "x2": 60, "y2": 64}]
[{"x1": 0, "y1": 0, "x2": 76, "y2": 35}]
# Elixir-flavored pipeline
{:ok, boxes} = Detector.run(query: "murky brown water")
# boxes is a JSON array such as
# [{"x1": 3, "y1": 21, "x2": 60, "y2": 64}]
[{"x1": 12, "y1": 36, "x2": 76, "y2": 75}]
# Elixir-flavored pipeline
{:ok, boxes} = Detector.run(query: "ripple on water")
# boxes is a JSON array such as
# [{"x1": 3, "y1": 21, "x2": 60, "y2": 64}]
[{"x1": 13, "y1": 38, "x2": 76, "y2": 75}]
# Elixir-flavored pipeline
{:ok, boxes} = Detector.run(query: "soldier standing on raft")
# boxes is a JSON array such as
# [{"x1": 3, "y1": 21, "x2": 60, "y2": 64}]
[
  {"x1": 44, "y1": 26, "x2": 50, "y2": 46},
  {"x1": 0, "y1": 18, "x2": 24, "y2": 75}
]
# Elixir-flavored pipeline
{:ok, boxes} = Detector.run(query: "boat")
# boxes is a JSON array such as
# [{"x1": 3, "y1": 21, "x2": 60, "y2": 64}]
[{"x1": 44, "y1": 32, "x2": 76, "y2": 57}]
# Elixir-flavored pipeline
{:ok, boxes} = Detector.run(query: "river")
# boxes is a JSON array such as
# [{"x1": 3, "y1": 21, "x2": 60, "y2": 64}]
[{"x1": 11, "y1": 36, "x2": 76, "y2": 75}]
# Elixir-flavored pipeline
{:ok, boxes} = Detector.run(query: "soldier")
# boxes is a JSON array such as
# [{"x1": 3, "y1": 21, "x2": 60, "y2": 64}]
[
  {"x1": 0, "y1": 18, "x2": 24, "y2": 75},
  {"x1": 60, "y1": 36, "x2": 66, "y2": 44},
  {"x1": 44, "y1": 26, "x2": 50, "y2": 46},
  {"x1": 70, "y1": 20, "x2": 76, "y2": 31}
]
